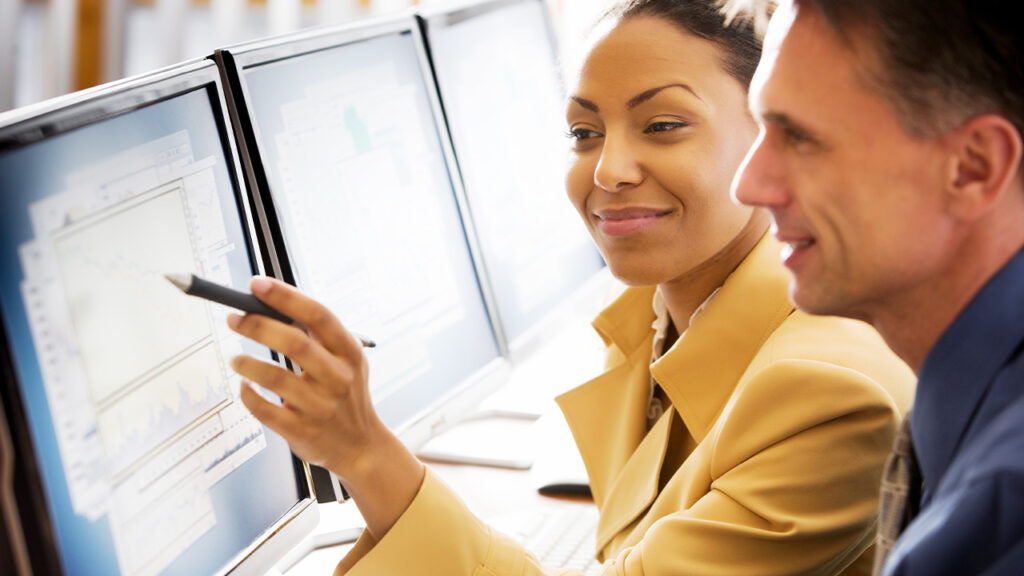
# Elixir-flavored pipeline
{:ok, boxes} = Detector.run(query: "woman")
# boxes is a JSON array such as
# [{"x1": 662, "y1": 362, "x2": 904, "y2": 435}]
[{"x1": 227, "y1": 1, "x2": 915, "y2": 573}]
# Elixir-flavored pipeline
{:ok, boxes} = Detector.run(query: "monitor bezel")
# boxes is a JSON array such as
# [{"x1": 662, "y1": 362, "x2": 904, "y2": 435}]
[
  {"x1": 416, "y1": 0, "x2": 609, "y2": 361},
  {"x1": 417, "y1": 0, "x2": 560, "y2": 47},
  {"x1": 213, "y1": 13, "x2": 514, "y2": 450},
  {"x1": 416, "y1": 0, "x2": 564, "y2": 355},
  {"x1": 0, "y1": 59, "x2": 319, "y2": 576}
]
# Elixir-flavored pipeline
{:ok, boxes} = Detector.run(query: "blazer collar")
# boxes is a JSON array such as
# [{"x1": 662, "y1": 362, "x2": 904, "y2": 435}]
[
  {"x1": 556, "y1": 338, "x2": 653, "y2": 509},
  {"x1": 591, "y1": 284, "x2": 659, "y2": 355},
  {"x1": 552, "y1": 283, "x2": 661, "y2": 512},
  {"x1": 557, "y1": 234, "x2": 794, "y2": 548},
  {"x1": 652, "y1": 234, "x2": 795, "y2": 443}
]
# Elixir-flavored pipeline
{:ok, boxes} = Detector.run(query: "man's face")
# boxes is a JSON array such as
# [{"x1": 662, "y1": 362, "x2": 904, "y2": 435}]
[{"x1": 733, "y1": 3, "x2": 955, "y2": 322}]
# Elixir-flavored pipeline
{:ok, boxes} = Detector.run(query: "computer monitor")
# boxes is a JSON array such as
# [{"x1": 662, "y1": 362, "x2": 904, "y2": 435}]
[
  {"x1": 0, "y1": 60, "x2": 317, "y2": 576},
  {"x1": 214, "y1": 14, "x2": 508, "y2": 449},
  {"x1": 418, "y1": 0, "x2": 606, "y2": 353}
]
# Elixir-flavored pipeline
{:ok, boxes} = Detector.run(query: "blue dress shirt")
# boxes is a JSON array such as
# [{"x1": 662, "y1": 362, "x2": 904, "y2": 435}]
[{"x1": 882, "y1": 248, "x2": 1024, "y2": 575}]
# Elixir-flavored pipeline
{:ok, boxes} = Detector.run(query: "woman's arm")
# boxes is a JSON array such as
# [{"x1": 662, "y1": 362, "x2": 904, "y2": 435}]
[
  {"x1": 225, "y1": 277, "x2": 904, "y2": 576},
  {"x1": 226, "y1": 276, "x2": 425, "y2": 540}
]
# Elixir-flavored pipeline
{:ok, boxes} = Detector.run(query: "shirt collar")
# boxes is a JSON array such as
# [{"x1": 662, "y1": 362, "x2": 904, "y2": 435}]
[
  {"x1": 649, "y1": 286, "x2": 720, "y2": 359},
  {"x1": 593, "y1": 262, "x2": 735, "y2": 364},
  {"x1": 647, "y1": 285, "x2": 722, "y2": 427},
  {"x1": 650, "y1": 288, "x2": 671, "y2": 360},
  {"x1": 653, "y1": 234, "x2": 794, "y2": 442},
  {"x1": 914, "y1": 247, "x2": 1024, "y2": 492}
]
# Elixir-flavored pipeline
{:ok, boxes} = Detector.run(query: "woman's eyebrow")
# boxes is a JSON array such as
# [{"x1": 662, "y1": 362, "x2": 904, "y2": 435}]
[
  {"x1": 570, "y1": 96, "x2": 599, "y2": 112},
  {"x1": 570, "y1": 83, "x2": 702, "y2": 114},
  {"x1": 627, "y1": 83, "x2": 703, "y2": 108}
]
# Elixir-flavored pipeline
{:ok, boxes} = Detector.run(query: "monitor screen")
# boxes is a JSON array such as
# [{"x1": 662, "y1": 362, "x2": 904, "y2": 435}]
[
  {"x1": 0, "y1": 61, "x2": 316, "y2": 576},
  {"x1": 217, "y1": 16, "x2": 504, "y2": 439},
  {"x1": 420, "y1": 0, "x2": 605, "y2": 348}
]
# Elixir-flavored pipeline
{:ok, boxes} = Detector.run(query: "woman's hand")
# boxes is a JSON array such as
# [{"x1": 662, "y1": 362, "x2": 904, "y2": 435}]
[{"x1": 227, "y1": 276, "x2": 424, "y2": 538}]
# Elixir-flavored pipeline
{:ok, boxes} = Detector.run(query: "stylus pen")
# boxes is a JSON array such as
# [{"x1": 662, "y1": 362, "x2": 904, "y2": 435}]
[{"x1": 165, "y1": 272, "x2": 375, "y2": 348}]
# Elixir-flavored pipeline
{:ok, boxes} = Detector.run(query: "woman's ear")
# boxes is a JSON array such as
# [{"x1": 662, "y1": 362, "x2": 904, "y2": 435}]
[{"x1": 943, "y1": 114, "x2": 1023, "y2": 222}]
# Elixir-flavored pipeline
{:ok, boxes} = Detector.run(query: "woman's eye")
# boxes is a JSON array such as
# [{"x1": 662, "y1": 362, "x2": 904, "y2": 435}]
[
  {"x1": 644, "y1": 121, "x2": 688, "y2": 134},
  {"x1": 566, "y1": 127, "x2": 601, "y2": 142}
]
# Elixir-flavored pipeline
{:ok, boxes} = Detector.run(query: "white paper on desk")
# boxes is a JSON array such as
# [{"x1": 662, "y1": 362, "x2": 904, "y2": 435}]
[
  {"x1": 416, "y1": 416, "x2": 541, "y2": 470},
  {"x1": 528, "y1": 410, "x2": 589, "y2": 493}
]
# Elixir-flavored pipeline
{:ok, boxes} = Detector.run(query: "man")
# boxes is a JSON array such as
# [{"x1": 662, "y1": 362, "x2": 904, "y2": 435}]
[{"x1": 726, "y1": 0, "x2": 1024, "y2": 574}]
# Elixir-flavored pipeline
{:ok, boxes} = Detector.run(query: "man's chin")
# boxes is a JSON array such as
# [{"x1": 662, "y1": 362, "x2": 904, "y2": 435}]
[{"x1": 788, "y1": 281, "x2": 843, "y2": 318}]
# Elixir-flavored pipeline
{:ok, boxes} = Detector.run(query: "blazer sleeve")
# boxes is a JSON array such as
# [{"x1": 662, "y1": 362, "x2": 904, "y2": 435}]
[
  {"x1": 334, "y1": 468, "x2": 580, "y2": 576},
  {"x1": 336, "y1": 359, "x2": 902, "y2": 576}
]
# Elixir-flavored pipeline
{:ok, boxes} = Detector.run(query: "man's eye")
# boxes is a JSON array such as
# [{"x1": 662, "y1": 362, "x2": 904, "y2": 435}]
[{"x1": 784, "y1": 126, "x2": 814, "y2": 147}]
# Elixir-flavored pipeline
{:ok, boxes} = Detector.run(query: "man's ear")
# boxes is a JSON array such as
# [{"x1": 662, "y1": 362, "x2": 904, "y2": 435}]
[{"x1": 943, "y1": 114, "x2": 1023, "y2": 221}]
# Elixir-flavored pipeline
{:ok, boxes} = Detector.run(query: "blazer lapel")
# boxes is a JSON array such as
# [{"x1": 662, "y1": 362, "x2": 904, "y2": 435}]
[
  {"x1": 557, "y1": 284, "x2": 671, "y2": 551},
  {"x1": 557, "y1": 342, "x2": 652, "y2": 508},
  {"x1": 653, "y1": 235, "x2": 795, "y2": 443},
  {"x1": 558, "y1": 349, "x2": 674, "y2": 552},
  {"x1": 557, "y1": 235, "x2": 794, "y2": 554},
  {"x1": 593, "y1": 406, "x2": 676, "y2": 550},
  {"x1": 556, "y1": 286, "x2": 656, "y2": 505}
]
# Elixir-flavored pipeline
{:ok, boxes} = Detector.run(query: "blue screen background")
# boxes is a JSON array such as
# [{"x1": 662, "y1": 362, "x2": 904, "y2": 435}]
[
  {"x1": 242, "y1": 31, "x2": 501, "y2": 430},
  {"x1": 0, "y1": 85, "x2": 303, "y2": 575}
]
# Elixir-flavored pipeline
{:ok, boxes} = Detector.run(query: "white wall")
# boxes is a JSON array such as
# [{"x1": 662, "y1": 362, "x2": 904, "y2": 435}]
[
  {"x1": 550, "y1": 0, "x2": 615, "y2": 89},
  {"x1": 1, "y1": 0, "x2": 19, "y2": 112},
  {"x1": 44, "y1": 0, "x2": 76, "y2": 99},
  {"x1": 103, "y1": 0, "x2": 129, "y2": 82},
  {"x1": 4, "y1": 0, "x2": 612, "y2": 113}
]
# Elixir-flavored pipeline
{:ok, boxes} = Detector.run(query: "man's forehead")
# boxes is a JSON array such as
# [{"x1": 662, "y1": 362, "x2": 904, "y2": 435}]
[
  {"x1": 750, "y1": 3, "x2": 870, "y2": 110},
  {"x1": 747, "y1": 2, "x2": 802, "y2": 117},
  {"x1": 763, "y1": 0, "x2": 798, "y2": 55}
]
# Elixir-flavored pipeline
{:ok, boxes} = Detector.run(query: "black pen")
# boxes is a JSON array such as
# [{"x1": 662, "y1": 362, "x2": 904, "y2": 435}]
[{"x1": 164, "y1": 272, "x2": 376, "y2": 348}]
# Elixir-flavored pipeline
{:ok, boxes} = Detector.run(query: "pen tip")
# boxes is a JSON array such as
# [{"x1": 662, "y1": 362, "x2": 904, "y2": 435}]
[{"x1": 164, "y1": 273, "x2": 191, "y2": 291}]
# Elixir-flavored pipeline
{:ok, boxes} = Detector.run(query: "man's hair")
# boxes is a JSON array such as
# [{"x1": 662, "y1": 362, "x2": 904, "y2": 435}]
[
  {"x1": 602, "y1": 0, "x2": 769, "y2": 90},
  {"x1": 722, "y1": 0, "x2": 1024, "y2": 138}
]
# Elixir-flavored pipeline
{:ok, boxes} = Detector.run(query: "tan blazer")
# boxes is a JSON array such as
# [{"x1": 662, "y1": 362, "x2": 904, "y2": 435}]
[{"x1": 335, "y1": 235, "x2": 915, "y2": 576}]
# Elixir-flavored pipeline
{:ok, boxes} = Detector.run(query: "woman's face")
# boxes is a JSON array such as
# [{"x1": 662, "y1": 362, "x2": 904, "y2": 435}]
[{"x1": 566, "y1": 15, "x2": 759, "y2": 286}]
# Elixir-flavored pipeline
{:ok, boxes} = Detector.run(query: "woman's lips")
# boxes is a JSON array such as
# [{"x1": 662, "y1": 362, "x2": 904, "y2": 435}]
[{"x1": 595, "y1": 207, "x2": 671, "y2": 237}]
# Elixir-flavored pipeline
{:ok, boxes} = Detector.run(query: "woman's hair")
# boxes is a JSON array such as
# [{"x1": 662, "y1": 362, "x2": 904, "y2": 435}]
[{"x1": 602, "y1": 0, "x2": 767, "y2": 90}]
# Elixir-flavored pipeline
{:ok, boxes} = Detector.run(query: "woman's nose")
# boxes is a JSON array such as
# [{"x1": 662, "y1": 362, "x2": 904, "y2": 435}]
[{"x1": 594, "y1": 134, "x2": 643, "y2": 192}]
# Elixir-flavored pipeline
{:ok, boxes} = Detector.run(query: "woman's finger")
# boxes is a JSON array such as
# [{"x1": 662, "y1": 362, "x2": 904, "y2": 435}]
[
  {"x1": 247, "y1": 277, "x2": 365, "y2": 359},
  {"x1": 238, "y1": 375, "x2": 355, "y2": 469},
  {"x1": 238, "y1": 378, "x2": 298, "y2": 436},
  {"x1": 226, "y1": 312, "x2": 350, "y2": 385},
  {"x1": 229, "y1": 354, "x2": 320, "y2": 413}
]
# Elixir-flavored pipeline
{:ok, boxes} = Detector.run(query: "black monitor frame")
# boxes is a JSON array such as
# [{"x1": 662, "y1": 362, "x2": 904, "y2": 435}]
[
  {"x1": 213, "y1": 13, "x2": 513, "y2": 453},
  {"x1": 416, "y1": 0, "x2": 608, "y2": 363},
  {"x1": 214, "y1": 14, "x2": 505, "y2": 348},
  {"x1": 417, "y1": 0, "x2": 565, "y2": 353},
  {"x1": 0, "y1": 59, "x2": 318, "y2": 576}
]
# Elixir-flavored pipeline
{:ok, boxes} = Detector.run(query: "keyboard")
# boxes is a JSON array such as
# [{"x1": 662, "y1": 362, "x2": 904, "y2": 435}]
[{"x1": 492, "y1": 503, "x2": 603, "y2": 575}]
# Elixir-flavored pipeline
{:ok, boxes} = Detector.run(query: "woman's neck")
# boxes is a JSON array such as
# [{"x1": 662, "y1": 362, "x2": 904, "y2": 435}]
[{"x1": 659, "y1": 210, "x2": 770, "y2": 332}]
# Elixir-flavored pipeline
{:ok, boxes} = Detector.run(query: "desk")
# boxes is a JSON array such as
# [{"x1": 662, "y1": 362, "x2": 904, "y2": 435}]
[{"x1": 281, "y1": 460, "x2": 594, "y2": 574}]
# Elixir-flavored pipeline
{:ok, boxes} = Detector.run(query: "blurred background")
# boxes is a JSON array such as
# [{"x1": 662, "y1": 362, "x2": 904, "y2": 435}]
[{"x1": 0, "y1": 0, "x2": 609, "y2": 114}]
